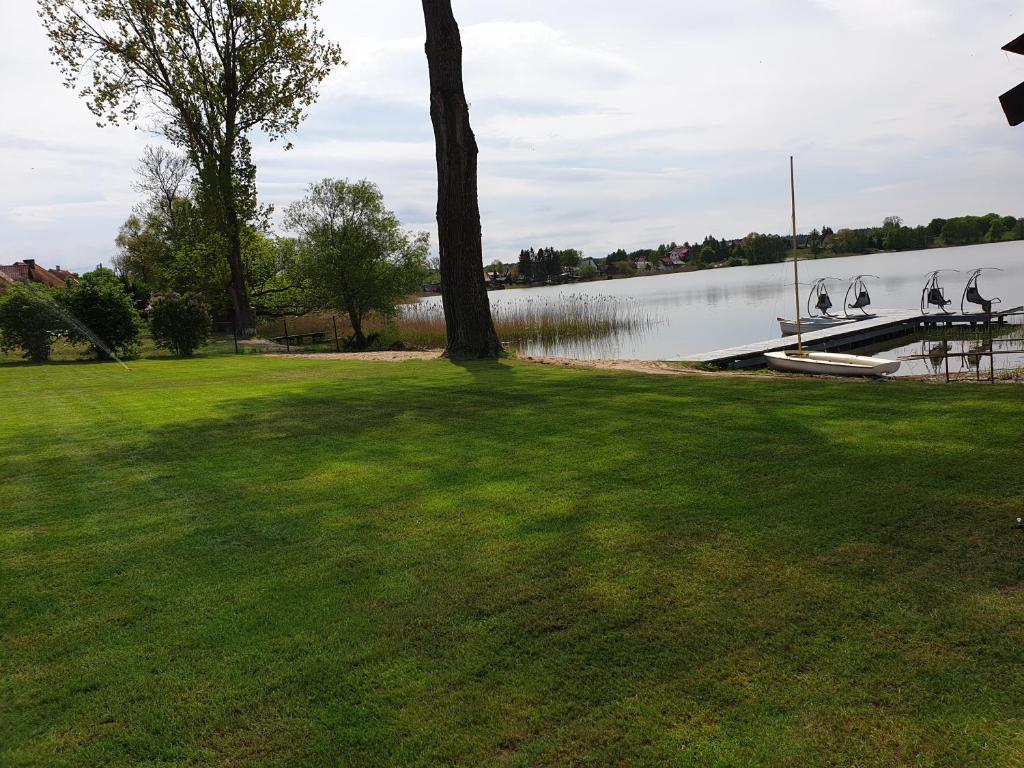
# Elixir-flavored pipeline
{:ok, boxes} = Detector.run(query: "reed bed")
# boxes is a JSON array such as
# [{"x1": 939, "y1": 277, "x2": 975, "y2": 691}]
[
  {"x1": 398, "y1": 294, "x2": 655, "y2": 349},
  {"x1": 253, "y1": 295, "x2": 655, "y2": 352}
]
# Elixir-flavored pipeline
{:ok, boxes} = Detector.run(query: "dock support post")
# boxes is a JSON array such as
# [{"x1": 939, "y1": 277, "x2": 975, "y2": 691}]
[
  {"x1": 988, "y1": 318, "x2": 995, "y2": 383},
  {"x1": 944, "y1": 327, "x2": 950, "y2": 383}
]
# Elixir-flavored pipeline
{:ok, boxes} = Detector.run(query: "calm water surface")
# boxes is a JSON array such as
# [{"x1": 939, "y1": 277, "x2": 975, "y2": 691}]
[{"x1": 422, "y1": 241, "x2": 1024, "y2": 362}]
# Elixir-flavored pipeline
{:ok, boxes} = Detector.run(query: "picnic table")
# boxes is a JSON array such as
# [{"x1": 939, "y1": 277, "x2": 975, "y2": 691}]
[{"x1": 272, "y1": 331, "x2": 327, "y2": 346}]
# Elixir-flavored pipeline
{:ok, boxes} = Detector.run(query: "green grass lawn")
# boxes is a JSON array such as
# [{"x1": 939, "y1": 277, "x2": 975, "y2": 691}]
[{"x1": 3, "y1": 356, "x2": 1024, "y2": 767}]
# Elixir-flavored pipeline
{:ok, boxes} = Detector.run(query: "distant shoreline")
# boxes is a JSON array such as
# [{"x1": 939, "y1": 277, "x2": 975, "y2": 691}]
[{"x1": 413, "y1": 239, "x2": 1020, "y2": 298}]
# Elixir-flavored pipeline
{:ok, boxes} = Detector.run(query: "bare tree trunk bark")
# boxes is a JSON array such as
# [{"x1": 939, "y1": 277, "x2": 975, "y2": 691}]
[
  {"x1": 216, "y1": 151, "x2": 256, "y2": 337},
  {"x1": 224, "y1": 205, "x2": 256, "y2": 337},
  {"x1": 422, "y1": 0, "x2": 502, "y2": 360}
]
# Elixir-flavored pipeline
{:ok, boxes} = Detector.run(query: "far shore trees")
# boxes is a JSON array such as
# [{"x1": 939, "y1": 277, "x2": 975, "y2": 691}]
[
  {"x1": 421, "y1": 0, "x2": 502, "y2": 359},
  {"x1": 40, "y1": 0, "x2": 343, "y2": 335},
  {"x1": 285, "y1": 179, "x2": 430, "y2": 350}
]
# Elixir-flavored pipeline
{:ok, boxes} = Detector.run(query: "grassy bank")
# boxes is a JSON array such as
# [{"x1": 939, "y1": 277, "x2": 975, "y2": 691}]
[{"x1": 3, "y1": 356, "x2": 1024, "y2": 767}]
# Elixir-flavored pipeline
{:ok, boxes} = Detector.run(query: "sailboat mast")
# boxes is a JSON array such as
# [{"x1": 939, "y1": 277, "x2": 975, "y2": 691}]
[{"x1": 790, "y1": 156, "x2": 802, "y2": 351}]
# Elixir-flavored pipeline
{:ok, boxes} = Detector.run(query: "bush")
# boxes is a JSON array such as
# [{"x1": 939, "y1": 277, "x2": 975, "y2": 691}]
[
  {"x1": 149, "y1": 292, "x2": 212, "y2": 356},
  {"x1": 0, "y1": 283, "x2": 67, "y2": 362},
  {"x1": 61, "y1": 268, "x2": 141, "y2": 359}
]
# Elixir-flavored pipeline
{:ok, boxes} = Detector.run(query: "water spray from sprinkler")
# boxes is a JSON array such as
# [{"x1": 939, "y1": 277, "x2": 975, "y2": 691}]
[{"x1": 29, "y1": 291, "x2": 132, "y2": 371}]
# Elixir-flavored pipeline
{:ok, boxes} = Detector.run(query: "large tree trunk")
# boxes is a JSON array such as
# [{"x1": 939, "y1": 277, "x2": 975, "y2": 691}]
[
  {"x1": 422, "y1": 0, "x2": 502, "y2": 360},
  {"x1": 214, "y1": 154, "x2": 256, "y2": 337},
  {"x1": 347, "y1": 305, "x2": 367, "y2": 350},
  {"x1": 224, "y1": 209, "x2": 256, "y2": 337}
]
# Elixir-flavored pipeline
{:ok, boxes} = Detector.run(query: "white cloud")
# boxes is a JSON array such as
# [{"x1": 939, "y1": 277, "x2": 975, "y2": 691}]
[
  {"x1": 2, "y1": 1, "x2": 1024, "y2": 272},
  {"x1": 809, "y1": 0, "x2": 944, "y2": 30}
]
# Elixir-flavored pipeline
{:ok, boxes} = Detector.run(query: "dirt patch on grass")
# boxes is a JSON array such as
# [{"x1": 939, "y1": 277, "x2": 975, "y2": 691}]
[
  {"x1": 265, "y1": 351, "x2": 837, "y2": 380},
  {"x1": 522, "y1": 355, "x2": 794, "y2": 379},
  {"x1": 263, "y1": 350, "x2": 931, "y2": 383}
]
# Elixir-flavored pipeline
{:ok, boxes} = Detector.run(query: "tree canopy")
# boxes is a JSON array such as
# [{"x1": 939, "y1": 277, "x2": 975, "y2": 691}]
[
  {"x1": 39, "y1": 0, "x2": 344, "y2": 333},
  {"x1": 285, "y1": 179, "x2": 430, "y2": 349}
]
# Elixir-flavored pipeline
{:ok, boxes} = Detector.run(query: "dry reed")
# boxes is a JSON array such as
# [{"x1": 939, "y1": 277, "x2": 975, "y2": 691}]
[
  {"x1": 397, "y1": 294, "x2": 654, "y2": 349},
  {"x1": 258, "y1": 295, "x2": 654, "y2": 351}
]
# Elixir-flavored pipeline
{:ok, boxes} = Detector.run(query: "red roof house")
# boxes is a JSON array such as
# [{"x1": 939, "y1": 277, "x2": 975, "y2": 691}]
[{"x1": 0, "y1": 260, "x2": 74, "y2": 293}]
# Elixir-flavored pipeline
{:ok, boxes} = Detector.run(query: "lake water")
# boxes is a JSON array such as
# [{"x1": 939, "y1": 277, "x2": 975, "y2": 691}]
[{"x1": 422, "y1": 241, "x2": 1024, "y2": 368}]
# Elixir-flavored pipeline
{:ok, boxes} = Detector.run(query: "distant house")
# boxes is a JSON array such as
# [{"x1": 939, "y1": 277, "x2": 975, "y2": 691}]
[
  {"x1": 0, "y1": 260, "x2": 74, "y2": 293},
  {"x1": 634, "y1": 259, "x2": 653, "y2": 272},
  {"x1": 50, "y1": 266, "x2": 76, "y2": 283},
  {"x1": 659, "y1": 250, "x2": 688, "y2": 269},
  {"x1": 669, "y1": 246, "x2": 690, "y2": 263},
  {"x1": 580, "y1": 258, "x2": 599, "y2": 272}
]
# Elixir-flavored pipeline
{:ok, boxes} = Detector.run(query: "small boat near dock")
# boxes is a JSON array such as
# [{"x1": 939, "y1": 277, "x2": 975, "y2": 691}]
[
  {"x1": 777, "y1": 315, "x2": 852, "y2": 336},
  {"x1": 777, "y1": 275, "x2": 881, "y2": 336},
  {"x1": 765, "y1": 350, "x2": 901, "y2": 376}
]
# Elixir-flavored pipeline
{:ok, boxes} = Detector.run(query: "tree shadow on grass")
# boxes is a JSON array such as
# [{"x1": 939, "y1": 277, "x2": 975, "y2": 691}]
[{"x1": 4, "y1": 364, "x2": 1024, "y2": 766}]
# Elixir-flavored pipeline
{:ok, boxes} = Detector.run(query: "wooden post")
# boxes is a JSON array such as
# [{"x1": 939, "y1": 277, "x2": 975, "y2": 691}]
[
  {"x1": 790, "y1": 156, "x2": 802, "y2": 351},
  {"x1": 332, "y1": 315, "x2": 341, "y2": 352},
  {"x1": 944, "y1": 337, "x2": 950, "y2": 383},
  {"x1": 283, "y1": 317, "x2": 290, "y2": 353},
  {"x1": 988, "y1": 318, "x2": 995, "y2": 383}
]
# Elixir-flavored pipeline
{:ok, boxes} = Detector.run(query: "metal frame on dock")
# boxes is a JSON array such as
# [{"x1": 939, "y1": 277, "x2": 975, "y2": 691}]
[
  {"x1": 679, "y1": 307, "x2": 1024, "y2": 371},
  {"x1": 897, "y1": 310, "x2": 1024, "y2": 383}
]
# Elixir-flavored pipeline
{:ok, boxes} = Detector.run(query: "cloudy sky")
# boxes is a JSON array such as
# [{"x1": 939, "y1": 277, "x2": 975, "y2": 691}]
[{"x1": 2, "y1": 1, "x2": 1023, "y2": 273}]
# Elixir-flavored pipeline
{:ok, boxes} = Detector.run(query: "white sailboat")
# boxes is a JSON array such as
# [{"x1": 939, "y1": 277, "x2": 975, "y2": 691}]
[{"x1": 766, "y1": 157, "x2": 900, "y2": 378}]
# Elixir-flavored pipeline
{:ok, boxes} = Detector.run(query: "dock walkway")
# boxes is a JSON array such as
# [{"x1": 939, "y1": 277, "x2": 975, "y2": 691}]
[{"x1": 678, "y1": 307, "x2": 1022, "y2": 369}]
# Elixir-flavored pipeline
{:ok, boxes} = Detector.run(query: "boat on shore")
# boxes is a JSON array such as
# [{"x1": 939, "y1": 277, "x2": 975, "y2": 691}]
[
  {"x1": 765, "y1": 350, "x2": 901, "y2": 376},
  {"x1": 767, "y1": 157, "x2": 900, "y2": 378}
]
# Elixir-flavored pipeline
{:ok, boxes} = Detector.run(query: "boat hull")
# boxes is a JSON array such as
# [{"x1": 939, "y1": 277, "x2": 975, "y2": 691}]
[
  {"x1": 777, "y1": 316, "x2": 872, "y2": 336},
  {"x1": 765, "y1": 350, "x2": 900, "y2": 377}
]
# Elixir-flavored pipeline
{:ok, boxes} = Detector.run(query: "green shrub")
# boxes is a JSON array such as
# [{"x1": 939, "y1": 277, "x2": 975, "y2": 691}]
[
  {"x1": 61, "y1": 268, "x2": 141, "y2": 359},
  {"x1": 0, "y1": 283, "x2": 67, "y2": 363},
  {"x1": 149, "y1": 292, "x2": 212, "y2": 356}
]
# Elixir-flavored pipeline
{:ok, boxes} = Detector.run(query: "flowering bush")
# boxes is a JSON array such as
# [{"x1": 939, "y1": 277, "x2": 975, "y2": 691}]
[{"x1": 149, "y1": 292, "x2": 212, "y2": 356}]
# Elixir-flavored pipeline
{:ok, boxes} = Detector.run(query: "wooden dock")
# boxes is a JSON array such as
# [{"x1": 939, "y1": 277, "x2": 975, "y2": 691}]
[{"x1": 677, "y1": 307, "x2": 1023, "y2": 369}]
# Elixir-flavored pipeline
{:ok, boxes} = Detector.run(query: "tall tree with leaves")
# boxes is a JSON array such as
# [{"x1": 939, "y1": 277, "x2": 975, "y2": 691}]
[
  {"x1": 421, "y1": 0, "x2": 502, "y2": 359},
  {"x1": 285, "y1": 179, "x2": 430, "y2": 350},
  {"x1": 39, "y1": 0, "x2": 344, "y2": 334}
]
